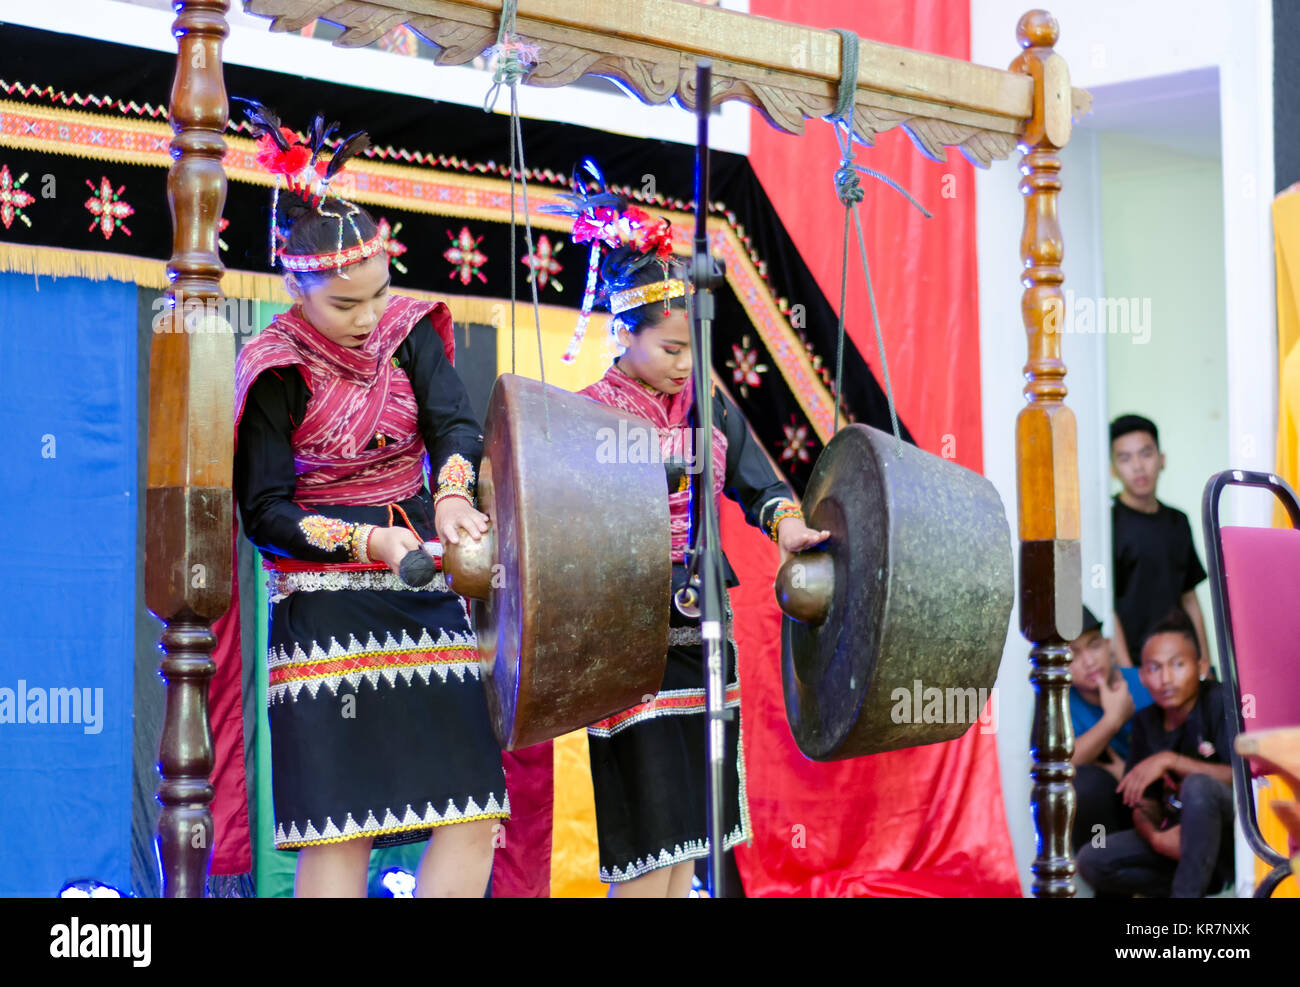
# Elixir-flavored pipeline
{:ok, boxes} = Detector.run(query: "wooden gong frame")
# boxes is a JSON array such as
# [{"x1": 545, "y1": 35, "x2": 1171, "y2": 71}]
[{"x1": 152, "y1": 0, "x2": 1085, "y2": 897}]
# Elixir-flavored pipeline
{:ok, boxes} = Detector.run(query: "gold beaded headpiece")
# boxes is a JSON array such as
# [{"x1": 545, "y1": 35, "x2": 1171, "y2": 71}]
[{"x1": 609, "y1": 278, "x2": 694, "y2": 315}]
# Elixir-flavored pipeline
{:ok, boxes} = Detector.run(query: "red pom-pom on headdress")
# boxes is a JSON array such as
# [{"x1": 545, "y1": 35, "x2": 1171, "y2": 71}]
[
  {"x1": 255, "y1": 127, "x2": 311, "y2": 178},
  {"x1": 539, "y1": 159, "x2": 680, "y2": 362}
]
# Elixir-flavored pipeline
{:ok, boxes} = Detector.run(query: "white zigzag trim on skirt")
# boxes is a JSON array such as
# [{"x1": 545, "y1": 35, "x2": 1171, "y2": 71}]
[
  {"x1": 599, "y1": 822, "x2": 748, "y2": 883},
  {"x1": 275, "y1": 790, "x2": 511, "y2": 848},
  {"x1": 267, "y1": 626, "x2": 481, "y2": 704},
  {"x1": 586, "y1": 684, "x2": 741, "y2": 739},
  {"x1": 268, "y1": 568, "x2": 450, "y2": 603}
]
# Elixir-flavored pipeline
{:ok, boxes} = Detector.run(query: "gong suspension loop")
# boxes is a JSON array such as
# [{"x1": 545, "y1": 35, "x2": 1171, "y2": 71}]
[
  {"x1": 485, "y1": 0, "x2": 551, "y2": 440},
  {"x1": 827, "y1": 28, "x2": 930, "y2": 455}
]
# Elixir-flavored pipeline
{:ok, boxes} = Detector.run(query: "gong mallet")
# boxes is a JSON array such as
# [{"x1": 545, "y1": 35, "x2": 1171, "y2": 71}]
[
  {"x1": 680, "y1": 57, "x2": 731, "y2": 899},
  {"x1": 398, "y1": 548, "x2": 438, "y2": 587}
]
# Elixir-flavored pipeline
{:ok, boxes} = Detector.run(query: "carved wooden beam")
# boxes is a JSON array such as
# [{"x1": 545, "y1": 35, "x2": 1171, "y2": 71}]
[
  {"x1": 1011, "y1": 10, "x2": 1081, "y2": 899},
  {"x1": 244, "y1": 0, "x2": 1091, "y2": 167},
  {"x1": 150, "y1": 0, "x2": 235, "y2": 897}
]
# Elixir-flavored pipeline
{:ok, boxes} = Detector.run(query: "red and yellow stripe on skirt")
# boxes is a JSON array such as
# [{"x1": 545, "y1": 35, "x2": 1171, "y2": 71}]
[
  {"x1": 587, "y1": 684, "x2": 743, "y2": 739},
  {"x1": 267, "y1": 627, "x2": 480, "y2": 704}
]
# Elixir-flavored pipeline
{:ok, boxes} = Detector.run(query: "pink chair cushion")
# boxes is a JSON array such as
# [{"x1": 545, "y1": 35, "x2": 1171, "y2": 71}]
[{"x1": 1219, "y1": 525, "x2": 1300, "y2": 738}]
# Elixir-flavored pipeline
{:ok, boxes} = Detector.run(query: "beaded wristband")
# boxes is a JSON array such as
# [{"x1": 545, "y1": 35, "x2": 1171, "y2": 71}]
[
  {"x1": 769, "y1": 498, "x2": 803, "y2": 543},
  {"x1": 434, "y1": 489, "x2": 474, "y2": 510},
  {"x1": 350, "y1": 523, "x2": 377, "y2": 563}
]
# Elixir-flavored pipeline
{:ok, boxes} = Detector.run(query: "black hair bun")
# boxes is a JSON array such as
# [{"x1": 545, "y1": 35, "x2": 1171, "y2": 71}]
[{"x1": 279, "y1": 191, "x2": 316, "y2": 225}]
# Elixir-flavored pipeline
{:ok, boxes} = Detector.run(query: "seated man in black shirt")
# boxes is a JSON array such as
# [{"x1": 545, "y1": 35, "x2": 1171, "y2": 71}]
[
  {"x1": 1110, "y1": 414, "x2": 1210, "y2": 668},
  {"x1": 1076, "y1": 610, "x2": 1234, "y2": 897}
]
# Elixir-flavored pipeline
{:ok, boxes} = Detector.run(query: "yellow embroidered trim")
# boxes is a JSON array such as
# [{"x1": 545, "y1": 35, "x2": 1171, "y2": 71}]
[
  {"x1": 435, "y1": 453, "x2": 476, "y2": 509},
  {"x1": 0, "y1": 98, "x2": 841, "y2": 439},
  {"x1": 275, "y1": 810, "x2": 510, "y2": 850},
  {"x1": 299, "y1": 515, "x2": 352, "y2": 552}
]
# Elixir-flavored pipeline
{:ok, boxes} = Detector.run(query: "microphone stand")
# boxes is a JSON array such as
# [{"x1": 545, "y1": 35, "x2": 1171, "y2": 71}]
[{"x1": 674, "y1": 59, "x2": 731, "y2": 898}]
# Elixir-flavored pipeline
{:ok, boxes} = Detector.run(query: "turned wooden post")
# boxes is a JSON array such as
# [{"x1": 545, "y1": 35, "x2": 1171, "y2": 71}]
[
  {"x1": 148, "y1": 0, "x2": 233, "y2": 898},
  {"x1": 1010, "y1": 9, "x2": 1082, "y2": 899}
]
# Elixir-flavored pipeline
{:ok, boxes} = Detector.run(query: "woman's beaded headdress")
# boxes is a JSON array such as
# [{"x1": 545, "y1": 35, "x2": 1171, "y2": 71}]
[
  {"x1": 236, "y1": 98, "x2": 384, "y2": 275},
  {"x1": 541, "y1": 159, "x2": 685, "y2": 362}
]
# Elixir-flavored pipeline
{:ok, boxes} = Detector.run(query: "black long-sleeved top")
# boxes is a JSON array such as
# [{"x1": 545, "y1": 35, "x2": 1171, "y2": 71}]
[
  {"x1": 678, "y1": 386, "x2": 795, "y2": 588},
  {"x1": 712, "y1": 387, "x2": 793, "y2": 534},
  {"x1": 234, "y1": 315, "x2": 483, "y2": 562}
]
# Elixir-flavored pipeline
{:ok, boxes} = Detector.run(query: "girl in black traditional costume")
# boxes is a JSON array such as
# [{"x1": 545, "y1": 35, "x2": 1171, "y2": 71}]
[
  {"x1": 233, "y1": 106, "x2": 506, "y2": 897},
  {"x1": 560, "y1": 182, "x2": 829, "y2": 896}
]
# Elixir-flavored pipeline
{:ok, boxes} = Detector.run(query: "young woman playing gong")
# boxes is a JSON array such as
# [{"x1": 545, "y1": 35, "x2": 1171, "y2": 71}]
[
  {"x1": 560, "y1": 186, "x2": 829, "y2": 897},
  {"x1": 233, "y1": 104, "x2": 505, "y2": 897}
]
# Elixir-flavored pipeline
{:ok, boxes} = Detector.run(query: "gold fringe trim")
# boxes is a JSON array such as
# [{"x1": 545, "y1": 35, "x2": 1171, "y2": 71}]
[{"x1": 0, "y1": 241, "x2": 167, "y2": 288}]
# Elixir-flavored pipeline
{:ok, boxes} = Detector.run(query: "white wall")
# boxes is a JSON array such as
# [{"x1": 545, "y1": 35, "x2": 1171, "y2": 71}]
[
  {"x1": 973, "y1": 0, "x2": 1274, "y2": 897},
  {"x1": 1099, "y1": 133, "x2": 1227, "y2": 668},
  {"x1": 1, "y1": 0, "x2": 751, "y2": 156}
]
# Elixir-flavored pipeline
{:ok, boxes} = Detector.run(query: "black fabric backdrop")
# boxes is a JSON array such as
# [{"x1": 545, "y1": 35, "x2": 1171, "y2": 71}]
[{"x1": 1, "y1": 23, "x2": 912, "y2": 469}]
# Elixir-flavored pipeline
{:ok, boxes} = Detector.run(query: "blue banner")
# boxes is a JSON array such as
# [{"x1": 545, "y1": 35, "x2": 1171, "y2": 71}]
[{"x1": 0, "y1": 272, "x2": 137, "y2": 896}]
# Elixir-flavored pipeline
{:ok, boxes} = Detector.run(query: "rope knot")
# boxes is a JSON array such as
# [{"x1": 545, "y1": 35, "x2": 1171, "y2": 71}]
[
  {"x1": 483, "y1": 38, "x2": 540, "y2": 111},
  {"x1": 834, "y1": 161, "x2": 864, "y2": 207}
]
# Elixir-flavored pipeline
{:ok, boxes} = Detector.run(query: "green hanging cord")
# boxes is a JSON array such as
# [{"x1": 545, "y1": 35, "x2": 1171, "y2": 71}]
[
  {"x1": 483, "y1": 0, "x2": 525, "y2": 113},
  {"x1": 512, "y1": 84, "x2": 552, "y2": 440},
  {"x1": 483, "y1": 0, "x2": 551, "y2": 439},
  {"x1": 827, "y1": 27, "x2": 929, "y2": 456}
]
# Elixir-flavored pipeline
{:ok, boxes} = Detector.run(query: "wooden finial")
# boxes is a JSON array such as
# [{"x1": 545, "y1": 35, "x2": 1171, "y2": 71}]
[{"x1": 1017, "y1": 9, "x2": 1060, "y2": 50}]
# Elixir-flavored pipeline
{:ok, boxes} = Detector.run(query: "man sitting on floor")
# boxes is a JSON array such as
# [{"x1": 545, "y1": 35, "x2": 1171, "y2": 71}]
[
  {"x1": 1068, "y1": 606, "x2": 1153, "y2": 854},
  {"x1": 1076, "y1": 609, "x2": 1235, "y2": 897}
]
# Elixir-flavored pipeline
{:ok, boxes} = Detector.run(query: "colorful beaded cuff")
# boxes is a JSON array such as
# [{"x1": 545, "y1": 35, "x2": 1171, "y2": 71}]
[
  {"x1": 435, "y1": 453, "x2": 476, "y2": 509},
  {"x1": 280, "y1": 231, "x2": 386, "y2": 272},
  {"x1": 768, "y1": 498, "x2": 803, "y2": 543},
  {"x1": 350, "y1": 523, "x2": 376, "y2": 563},
  {"x1": 610, "y1": 278, "x2": 694, "y2": 315},
  {"x1": 298, "y1": 516, "x2": 376, "y2": 561}
]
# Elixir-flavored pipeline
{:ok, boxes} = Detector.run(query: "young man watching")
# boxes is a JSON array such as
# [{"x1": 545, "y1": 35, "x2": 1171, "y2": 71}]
[
  {"x1": 1068, "y1": 606, "x2": 1154, "y2": 853},
  {"x1": 1110, "y1": 414, "x2": 1210, "y2": 667},
  {"x1": 1076, "y1": 610, "x2": 1234, "y2": 897}
]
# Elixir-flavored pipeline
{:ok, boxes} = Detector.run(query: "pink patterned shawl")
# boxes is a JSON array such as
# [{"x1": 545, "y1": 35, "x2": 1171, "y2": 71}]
[
  {"x1": 580, "y1": 362, "x2": 727, "y2": 563},
  {"x1": 234, "y1": 294, "x2": 455, "y2": 507}
]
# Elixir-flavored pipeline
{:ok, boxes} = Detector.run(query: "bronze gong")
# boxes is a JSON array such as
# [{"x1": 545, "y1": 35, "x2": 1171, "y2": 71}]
[
  {"x1": 443, "y1": 373, "x2": 671, "y2": 750},
  {"x1": 774, "y1": 424, "x2": 1014, "y2": 760}
]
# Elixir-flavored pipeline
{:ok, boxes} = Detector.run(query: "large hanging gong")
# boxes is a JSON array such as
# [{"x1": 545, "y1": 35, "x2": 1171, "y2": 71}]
[
  {"x1": 443, "y1": 373, "x2": 671, "y2": 750},
  {"x1": 775, "y1": 424, "x2": 1014, "y2": 760}
]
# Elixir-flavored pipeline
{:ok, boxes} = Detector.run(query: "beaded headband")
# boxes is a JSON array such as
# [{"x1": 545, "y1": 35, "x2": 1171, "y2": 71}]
[
  {"x1": 278, "y1": 231, "x2": 387, "y2": 272},
  {"x1": 610, "y1": 278, "x2": 693, "y2": 315}
]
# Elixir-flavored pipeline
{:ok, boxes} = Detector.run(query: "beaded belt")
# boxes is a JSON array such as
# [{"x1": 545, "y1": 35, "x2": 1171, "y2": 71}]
[
  {"x1": 264, "y1": 558, "x2": 447, "y2": 603},
  {"x1": 666, "y1": 600, "x2": 736, "y2": 647}
]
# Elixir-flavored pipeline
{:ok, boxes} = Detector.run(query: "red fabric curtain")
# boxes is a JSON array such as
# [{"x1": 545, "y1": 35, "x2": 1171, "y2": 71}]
[
  {"x1": 748, "y1": 0, "x2": 985, "y2": 471},
  {"x1": 732, "y1": 0, "x2": 1019, "y2": 897},
  {"x1": 209, "y1": 543, "x2": 252, "y2": 877}
]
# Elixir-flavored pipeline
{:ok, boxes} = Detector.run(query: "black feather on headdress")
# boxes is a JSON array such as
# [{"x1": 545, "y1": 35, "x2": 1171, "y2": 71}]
[
  {"x1": 326, "y1": 131, "x2": 371, "y2": 180},
  {"x1": 308, "y1": 113, "x2": 339, "y2": 166},
  {"x1": 233, "y1": 96, "x2": 290, "y2": 151}
]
